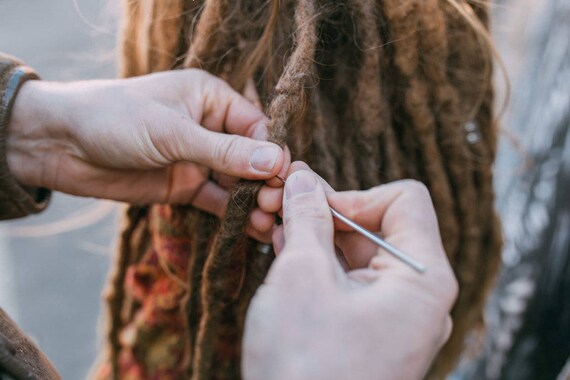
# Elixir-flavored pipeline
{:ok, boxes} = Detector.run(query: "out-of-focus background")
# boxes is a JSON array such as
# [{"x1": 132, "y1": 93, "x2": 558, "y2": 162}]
[
  {"x1": 0, "y1": 1, "x2": 119, "y2": 378},
  {"x1": 0, "y1": 0, "x2": 568, "y2": 379}
]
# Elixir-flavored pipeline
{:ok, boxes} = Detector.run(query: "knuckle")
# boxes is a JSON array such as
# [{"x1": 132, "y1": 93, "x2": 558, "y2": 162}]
[
  {"x1": 286, "y1": 199, "x2": 330, "y2": 222},
  {"x1": 440, "y1": 316, "x2": 454, "y2": 346},
  {"x1": 402, "y1": 179, "x2": 430, "y2": 197},
  {"x1": 214, "y1": 135, "x2": 241, "y2": 172},
  {"x1": 435, "y1": 265, "x2": 459, "y2": 307},
  {"x1": 342, "y1": 191, "x2": 364, "y2": 221},
  {"x1": 448, "y1": 271, "x2": 460, "y2": 305},
  {"x1": 182, "y1": 68, "x2": 208, "y2": 80}
]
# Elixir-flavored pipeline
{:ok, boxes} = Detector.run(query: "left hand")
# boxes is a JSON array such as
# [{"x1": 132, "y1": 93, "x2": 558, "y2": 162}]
[{"x1": 7, "y1": 69, "x2": 289, "y2": 222}]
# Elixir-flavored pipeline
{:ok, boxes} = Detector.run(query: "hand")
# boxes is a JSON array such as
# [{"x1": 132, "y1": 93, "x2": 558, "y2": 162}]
[
  {"x1": 6, "y1": 69, "x2": 288, "y2": 220},
  {"x1": 243, "y1": 163, "x2": 458, "y2": 380}
]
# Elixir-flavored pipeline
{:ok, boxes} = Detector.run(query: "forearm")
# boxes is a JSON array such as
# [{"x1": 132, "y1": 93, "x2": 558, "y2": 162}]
[{"x1": 0, "y1": 53, "x2": 50, "y2": 220}]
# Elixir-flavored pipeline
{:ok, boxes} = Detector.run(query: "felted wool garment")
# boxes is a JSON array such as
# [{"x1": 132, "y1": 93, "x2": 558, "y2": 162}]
[{"x1": 94, "y1": 1, "x2": 502, "y2": 379}]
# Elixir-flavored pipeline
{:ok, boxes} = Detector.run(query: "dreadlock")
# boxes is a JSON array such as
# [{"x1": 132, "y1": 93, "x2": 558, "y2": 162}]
[{"x1": 99, "y1": 0, "x2": 502, "y2": 378}]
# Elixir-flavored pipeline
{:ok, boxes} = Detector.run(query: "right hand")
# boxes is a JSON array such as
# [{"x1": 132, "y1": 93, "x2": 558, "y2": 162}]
[{"x1": 244, "y1": 163, "x2": 458, "y2": 380}]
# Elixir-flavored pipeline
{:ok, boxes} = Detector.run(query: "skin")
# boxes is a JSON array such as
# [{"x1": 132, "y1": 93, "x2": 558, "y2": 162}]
[
  {"x1": 245, "y1": 163, "x2": 458, "y2": 380},
  {"x1": 7, "y1": 69, "x2": 289, "y2": 241},
  {"x1": 6, "y1": 69, "x2": 457, "y2": 379}
]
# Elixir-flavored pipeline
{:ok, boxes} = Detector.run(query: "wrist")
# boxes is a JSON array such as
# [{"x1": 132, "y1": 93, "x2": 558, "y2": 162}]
[
  {"x1": 6, "y1": 80, "x2": 70, "y2": 189},
  {"x1": 0, "y1": 56, "x2": 51, "y2": 218}
]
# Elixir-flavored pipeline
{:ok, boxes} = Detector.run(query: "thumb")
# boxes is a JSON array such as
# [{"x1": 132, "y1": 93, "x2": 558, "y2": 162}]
[
  {"x1": 158, "y1": 117, "x2": 284, "y2": 180},
  {"x1": 197, "y1": 127, "x2": 284, "y2": 179},
  {"x1": 269, "y1": 170, "x2": 338, "y2": 284}
]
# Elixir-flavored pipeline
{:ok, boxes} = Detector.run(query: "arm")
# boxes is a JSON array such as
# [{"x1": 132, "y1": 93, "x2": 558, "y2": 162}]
[{"x1": 1, "y1": 55, "x2": 289, "y2": 239}]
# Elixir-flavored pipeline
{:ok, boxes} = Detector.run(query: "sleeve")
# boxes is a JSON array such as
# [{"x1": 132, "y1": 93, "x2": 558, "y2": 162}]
[
  {"x1": 0, "y1": 308, "x2": 62, "y2": 379},
  {"x1": 0, "y1": 53, "x2": 51, "y2": 220}
]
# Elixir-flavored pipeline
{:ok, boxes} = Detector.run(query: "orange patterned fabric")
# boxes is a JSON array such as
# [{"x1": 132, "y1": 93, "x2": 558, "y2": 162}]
[{"x1": 97, "y1": 205, "x2": 198, "y2": 379}]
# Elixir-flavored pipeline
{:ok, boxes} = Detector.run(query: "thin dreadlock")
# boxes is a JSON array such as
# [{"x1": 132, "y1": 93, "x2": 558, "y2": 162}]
[{"x1": 99, "y1": 0, "x2": 502, "y2": 378}]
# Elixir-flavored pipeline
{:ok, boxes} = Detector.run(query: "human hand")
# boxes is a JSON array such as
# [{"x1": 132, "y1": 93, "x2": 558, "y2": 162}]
[
  {"x1": 6, "y1": 69, "x2": 288, "y2": 221},
  {"x1": 243, "y1": 163, "x2": 458, "y2": 380}
]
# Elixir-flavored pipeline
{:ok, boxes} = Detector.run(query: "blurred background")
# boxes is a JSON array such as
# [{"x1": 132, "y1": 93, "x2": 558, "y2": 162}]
[
  {"x1": 0, "y1": 1, "x2": 119, "y2": 378},
  {"x1": 0, "y1": 0, "x2": 568, "y2": 379}
]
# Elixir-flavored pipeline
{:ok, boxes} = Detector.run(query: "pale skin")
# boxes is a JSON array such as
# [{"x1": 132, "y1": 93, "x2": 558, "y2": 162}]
[
  {"x1": 245, "y1": 162, "x2": 458, "y2": 380},
  {"x1": 6, "y1": 69, "x2": 457, "y2": 379},
  {"x1": 7, "y1": 69, "x2": 288, "y2": 241}
]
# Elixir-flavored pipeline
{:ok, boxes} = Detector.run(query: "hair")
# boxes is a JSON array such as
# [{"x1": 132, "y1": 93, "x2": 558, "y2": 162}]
[{"x1": 102, "y1": 0, "x2": 502, "y2": 378}]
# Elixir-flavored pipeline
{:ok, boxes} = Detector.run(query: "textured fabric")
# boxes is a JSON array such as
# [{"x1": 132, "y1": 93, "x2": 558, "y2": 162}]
[
  {"x1": 94, "y1": 205, "x2": 252, "y2": 379},
  {"x1": 96, "y1": 205, "x2": 199, "y2": 379},
  {"x1": 0, "y1": 309, "x2": 61, "y2": 380},
  {"x1": 0, "y1": 53, "x2": 50, "y2": 221}
]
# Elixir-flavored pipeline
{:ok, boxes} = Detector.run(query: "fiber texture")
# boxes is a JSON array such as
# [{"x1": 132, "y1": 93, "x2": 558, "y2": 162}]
[{"x1": 95, "y1": 0, "x2": 502, "y2": 379}]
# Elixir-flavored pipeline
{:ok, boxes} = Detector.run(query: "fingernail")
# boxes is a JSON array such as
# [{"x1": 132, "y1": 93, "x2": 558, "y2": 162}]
[
  {"x1": 285, "y1": 170, "x2": 317, "y2": 199},
  {"x1": 251, "y1": 123, "x2": 269, "y2": 141},
  {"x1": 251, "y1": 145, "x2": 279, "y2": 173}
]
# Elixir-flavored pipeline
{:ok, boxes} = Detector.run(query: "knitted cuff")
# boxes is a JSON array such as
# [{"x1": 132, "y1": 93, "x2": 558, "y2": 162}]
[{"x1": 0, "y1": 54, "x2": 51, "y2": 220}]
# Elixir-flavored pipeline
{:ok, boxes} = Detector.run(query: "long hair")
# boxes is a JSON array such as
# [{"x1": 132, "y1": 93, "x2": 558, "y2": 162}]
[{"x1": 103, "y1": 0, "x2": 502, "y2": 378}]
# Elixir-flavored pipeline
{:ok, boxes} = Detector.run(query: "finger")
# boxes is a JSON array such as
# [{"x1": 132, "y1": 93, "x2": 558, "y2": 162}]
[
  {"x1": 272, "y1": 225, "x2": 285, "y2": 255},
  {"x1": 257, "y1": 185, "x2": 283, "y2": 214},
  {"x1": 164, "y1": 162, "x2": 230, "y2": 217},
  {"x1": 327, "y1": 180, "x2": 446, "y2": 269},
  {"x1": 189, "y1": 180, "x2": 229, "y2": 218},
  {"x1": 265, "y1": 145, "x2": 292, "y2": 188},
  {"x1": 269, "y1": 169, "x2": 338, "y2": 284},
  {"x1": 245, "y1": 224, "x2": 272, "y2": 244},
  {"x1": 158, "y1": 119, "x2": 285, "y2": 180},
  {"x1": 335, "y1": 231, "x2": 378, "y2": 269},
  {"x1": 286, "y1": 161, "x2": 335, "y2": 192},
  {"x1": 250, "y1": 208, "x2": 276, "y2": 233},
  {"x1": 58, "y1": 157, "x2": 232, "y2": 213},
  {"x1": 213, "y1": 173, "x2": 240, "y2": 189},
  {"x1": 164, "y1": 162, "x2": 209, "y2": 202},
  {"x1": 243, "y1": 77, "x2": 263, "y2": 110},
  {"x1": 198, "y1": 73, "x2": 270, "y2": 137},
  {"x1": 258, "y1": 160, "x2": 333, "y2": 215},
  {"x1": 220, "y1": 128, "x2": 292, "y2": 188},
  {"x1": 335, "y1": 247, "x2": 351, "y2": 272},
  {"x1": 249, "y1": 125, "x2": 292, "y2": 189}
]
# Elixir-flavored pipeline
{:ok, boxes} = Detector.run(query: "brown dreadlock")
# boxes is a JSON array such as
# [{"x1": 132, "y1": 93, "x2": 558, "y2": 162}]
[{"x1": 101, "y1": 0, "x2": 502, "y2": 378}]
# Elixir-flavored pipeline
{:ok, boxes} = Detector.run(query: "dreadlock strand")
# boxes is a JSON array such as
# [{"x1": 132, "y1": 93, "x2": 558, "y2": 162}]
[
  {"x1": 377, "y1": 0, "x2": 422, "y2": 180},
  {"x1": 303, "y1": 88, "x2": 339, "y2": 186},
  {"x1": 184, "y1": 0, "x2": 230, "y2": 71},
  {"x1": 191, "y1": 2, "x2": 320, "y2": 377},
  {"x1": 191, "y1": 185, "x2": 256, "y2": 380},
  {"x1": 415, "y1": 1, "x2": 494, "y2": 375},
  {"x1": 145, "y1": 0, "x2": 183, "y2": 71},
  {"x1": 107, "y1": 1, "x2": 504, "y2": 378},
  {"x1": 347, "y1": 0, "x2": 387, "y2": 189},
  {"x1": 119, "y1": 0, "x2": 144, "y2": 77},
  {"x1": 172, "y1": 0, "x2": 206, "y2": 68},
  {"x1": 181, "y1": 209, "x2": 219, "y2": 377},
  {"x1": 266, "y1": 0, "x2": 319, "y2": 146},
  {"x1": 381, "y1": 0, "x2": 460, "y2": 258},
  {"x1": 104, "y1": 206, "x2": 149, "y2": 378},
  {"x1": 322, "y1": 4, "x2": 362, "y2": 190}
]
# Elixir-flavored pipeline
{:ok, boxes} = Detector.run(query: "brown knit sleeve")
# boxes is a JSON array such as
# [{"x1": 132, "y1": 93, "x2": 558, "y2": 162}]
[
  {"x1": 0, "y1": 53, "x2": 51, "y2": 220},
  {"x1": 0, "y1": 308, "x2": 62, "y2": 379}
]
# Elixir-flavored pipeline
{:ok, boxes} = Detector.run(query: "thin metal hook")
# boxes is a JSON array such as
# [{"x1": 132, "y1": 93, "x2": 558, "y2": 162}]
[{"x1": 275, "y1": 175, "x2": 426, "y2": 273}]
